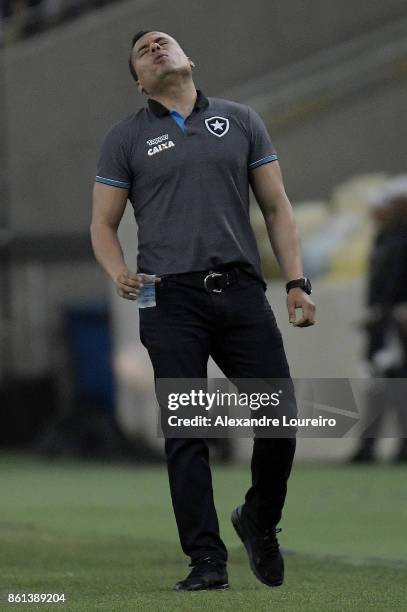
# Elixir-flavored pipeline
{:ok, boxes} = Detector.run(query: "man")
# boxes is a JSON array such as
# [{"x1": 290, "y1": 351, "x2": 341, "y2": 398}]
[
  {"x1": 90, "y1": 30, "x2": 315, "y2": 591},
  {"x1": 350, "y1": 176, "x2": 407, "y2": 463}
]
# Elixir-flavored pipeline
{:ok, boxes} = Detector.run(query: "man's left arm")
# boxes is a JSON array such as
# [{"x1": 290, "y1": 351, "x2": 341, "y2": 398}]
[{"x1": 250, "y1": 160, "x2": 316, "y2": 327}]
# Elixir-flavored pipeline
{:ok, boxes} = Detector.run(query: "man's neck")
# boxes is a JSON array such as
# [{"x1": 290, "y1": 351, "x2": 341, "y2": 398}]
[{"x1": 148, "y1": 79, "x2": 197, "y2": 119}]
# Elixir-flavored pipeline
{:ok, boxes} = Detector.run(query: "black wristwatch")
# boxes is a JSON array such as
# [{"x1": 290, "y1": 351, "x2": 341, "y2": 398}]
[{"x1": 286, "y1": 277, "x2": 312, "y2": 295}]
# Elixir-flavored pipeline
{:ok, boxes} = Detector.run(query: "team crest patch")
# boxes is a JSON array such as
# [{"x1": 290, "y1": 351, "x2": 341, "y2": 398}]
[{"x1": 205, "y1": 116, "x2": 230, "y2": 137}]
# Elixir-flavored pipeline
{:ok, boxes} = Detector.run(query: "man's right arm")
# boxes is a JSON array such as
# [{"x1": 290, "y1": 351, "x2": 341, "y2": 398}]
[{"x1": 90, "y1": 182, "x2": 143, "y2": 300}]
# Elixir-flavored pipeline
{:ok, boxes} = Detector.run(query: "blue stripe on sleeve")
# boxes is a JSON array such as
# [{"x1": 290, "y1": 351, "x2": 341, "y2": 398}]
[
  {"x1": 95, "y1": 175, "x2": 130, "y2": 188},
  {"x1": 249, "y1": 154, "x2": 278, "y2": 169}
]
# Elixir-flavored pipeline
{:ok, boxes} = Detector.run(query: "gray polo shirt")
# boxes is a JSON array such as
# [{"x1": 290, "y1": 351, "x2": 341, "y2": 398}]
[{"x1": 95, "y1": 90, "x2": 278, "y2": 288}]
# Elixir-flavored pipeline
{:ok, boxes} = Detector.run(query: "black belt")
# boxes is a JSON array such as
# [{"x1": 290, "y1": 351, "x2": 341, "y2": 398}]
[{"x1": 160, "y1": 268, "x2": 240, "y2": 293}]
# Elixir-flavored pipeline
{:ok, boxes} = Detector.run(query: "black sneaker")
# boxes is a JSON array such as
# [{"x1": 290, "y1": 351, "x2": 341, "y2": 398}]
[
  {"x1": 231, "y1": 505, "x2": 284, "y2": 587},
  {"x1": 174, "y1": 556, "x2": 229, "y2": 591}
]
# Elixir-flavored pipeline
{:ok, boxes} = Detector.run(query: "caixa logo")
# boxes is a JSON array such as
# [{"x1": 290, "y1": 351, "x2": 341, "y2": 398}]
[{"x1": 148, "y1": 140, "x2": 175, "y2": 156}]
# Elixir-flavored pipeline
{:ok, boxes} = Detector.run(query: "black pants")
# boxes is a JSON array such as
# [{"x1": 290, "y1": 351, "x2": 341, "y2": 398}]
[{"x1": 139, "y1": 271, "x2": 296, "y2": 564}]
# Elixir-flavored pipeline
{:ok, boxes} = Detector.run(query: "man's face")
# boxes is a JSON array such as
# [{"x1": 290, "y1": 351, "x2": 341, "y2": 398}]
[{"x1": 131, "y1": 32, "x2": 192, "y2": 94}]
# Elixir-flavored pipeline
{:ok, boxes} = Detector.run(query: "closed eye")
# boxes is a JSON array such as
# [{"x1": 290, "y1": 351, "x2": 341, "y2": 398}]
[{"x1": 137, "y1": 37, "x2": 169, "y2": 56}]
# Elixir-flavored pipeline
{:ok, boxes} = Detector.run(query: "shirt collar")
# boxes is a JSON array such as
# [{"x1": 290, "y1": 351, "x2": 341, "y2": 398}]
[{"x1": 147, "y1": 89, "x2": 209, "y2": 117}]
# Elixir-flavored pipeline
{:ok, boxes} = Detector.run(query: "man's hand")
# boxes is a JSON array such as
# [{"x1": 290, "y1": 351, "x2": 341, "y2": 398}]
[
  {"x1": 115, "y1": 268, "x2": 144, "y2": 300},
  {"x1": 287, "y1": 288, "x2": 316, "y2": 327}
]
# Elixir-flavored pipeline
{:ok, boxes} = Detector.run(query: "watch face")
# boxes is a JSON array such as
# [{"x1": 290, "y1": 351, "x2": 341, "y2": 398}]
[{"x1": 304, "y1": 278, "x2": 312, "y2": 294}]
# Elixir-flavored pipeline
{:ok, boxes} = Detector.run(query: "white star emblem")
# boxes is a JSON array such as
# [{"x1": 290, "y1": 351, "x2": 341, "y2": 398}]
[
  {"x1": 205, "y1": 116, "x2": 230, "y2": 137},
  {"x1": 211, "y1": 119, "x2": 224, "y2": 131}
]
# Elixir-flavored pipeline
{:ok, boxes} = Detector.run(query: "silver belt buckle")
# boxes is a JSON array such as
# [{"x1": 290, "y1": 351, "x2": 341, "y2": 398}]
[{"x1": 204, "y1": 271, "x2": 223, "y2": 293}]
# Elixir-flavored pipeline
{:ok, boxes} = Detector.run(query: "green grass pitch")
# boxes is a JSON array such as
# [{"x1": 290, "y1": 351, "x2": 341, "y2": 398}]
[{"x1": 1, "y1": 453, "x2": 406, "y2": 611}]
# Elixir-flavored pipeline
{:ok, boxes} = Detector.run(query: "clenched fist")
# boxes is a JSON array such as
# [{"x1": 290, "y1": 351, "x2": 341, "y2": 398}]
[{"x1": 287, "y1": 287, "x2": 316, "y2": 327}]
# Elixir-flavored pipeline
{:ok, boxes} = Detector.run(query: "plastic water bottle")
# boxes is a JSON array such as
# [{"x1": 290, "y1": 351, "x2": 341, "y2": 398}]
[{"x1": 137, "y1": 273, "x2": 157, "y2": 308}]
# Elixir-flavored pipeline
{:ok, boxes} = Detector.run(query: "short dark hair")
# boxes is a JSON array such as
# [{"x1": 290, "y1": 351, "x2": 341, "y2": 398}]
[{"x1": 128, "y1": 30, "x2": 153, "y2": 82}]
